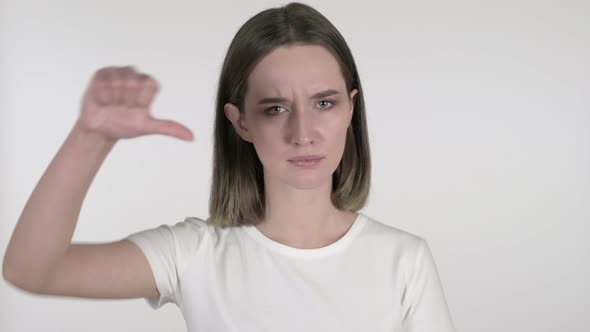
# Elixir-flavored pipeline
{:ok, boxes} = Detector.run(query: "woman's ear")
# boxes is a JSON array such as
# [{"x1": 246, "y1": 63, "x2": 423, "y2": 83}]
[{"x1": 224, "y1": 103, "x2": 253, "y2": 142}]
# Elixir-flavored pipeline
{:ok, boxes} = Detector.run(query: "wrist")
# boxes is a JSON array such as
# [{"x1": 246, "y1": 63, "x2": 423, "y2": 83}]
[{"x1": 70, "y1": 121, "x2": 118, "y2": 149}]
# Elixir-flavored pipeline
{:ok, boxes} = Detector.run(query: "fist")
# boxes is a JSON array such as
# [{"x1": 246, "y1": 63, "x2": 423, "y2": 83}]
[{"x1": 76, "y1": 66, "x2": 194, "y2": 141}]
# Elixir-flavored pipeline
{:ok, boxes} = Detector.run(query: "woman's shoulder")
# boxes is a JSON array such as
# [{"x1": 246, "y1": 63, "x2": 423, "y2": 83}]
[
  {"x1": 360, "y1": 214, "x2": 436, "y2": 277},
  {"x1": 147, "y1": 216, "x2": 211, "y2": 238},
  {"x1": 171, "y1": 216, "x2": 246, "y2": 246},
  {"x1": 167, "y1": 216, "x2": 223, "y2": 243},
  {"x1": 180, "y1": 216, "x2": 210, "y2": 229},
  {"x1": 125, "y1": 216, "x2": 215, "y2": 255},
  {"x1": 361, "y1": 213, "x2": 427, "y2": 250}
]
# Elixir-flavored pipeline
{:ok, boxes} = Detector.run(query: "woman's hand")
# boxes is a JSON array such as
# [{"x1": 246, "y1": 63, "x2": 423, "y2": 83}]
[{"x1": 76, "y1": 65, "x2": 193, "y2": 142}]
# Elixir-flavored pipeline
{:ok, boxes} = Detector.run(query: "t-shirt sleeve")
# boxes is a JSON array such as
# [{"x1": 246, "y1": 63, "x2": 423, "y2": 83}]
[
  {"x1": 401, "y1": 238, "x2": 456, "y2": 332},
  {"x1": 123, "y1": 217, "x2": 208, "y2": 310}
]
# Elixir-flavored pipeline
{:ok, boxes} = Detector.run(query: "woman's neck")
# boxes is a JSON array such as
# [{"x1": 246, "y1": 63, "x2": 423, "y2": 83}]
[{"x1": 256, "y1": 178, "x2": 357, "y2": 249}]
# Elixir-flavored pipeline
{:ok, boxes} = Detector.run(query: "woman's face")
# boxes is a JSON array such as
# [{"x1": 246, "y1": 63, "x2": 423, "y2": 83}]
[{"x1": 225, "y1": 44, "x2": 357, "y2": 190}]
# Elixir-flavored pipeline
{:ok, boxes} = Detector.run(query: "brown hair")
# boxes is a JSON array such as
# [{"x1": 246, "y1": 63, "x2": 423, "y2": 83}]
[{"x1": 208, "y1": 2, "x2": 371, "y2": 228}]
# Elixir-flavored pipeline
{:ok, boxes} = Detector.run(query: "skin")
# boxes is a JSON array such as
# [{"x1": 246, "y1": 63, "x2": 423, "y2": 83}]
[{"x1": 224, "y1": 44, "x2": 359, "y2": 249}]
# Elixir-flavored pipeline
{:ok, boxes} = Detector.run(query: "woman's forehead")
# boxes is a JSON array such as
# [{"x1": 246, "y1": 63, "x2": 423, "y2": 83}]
[{"x1": 246, "y1": 44, "x2": 346, "y2": 98}]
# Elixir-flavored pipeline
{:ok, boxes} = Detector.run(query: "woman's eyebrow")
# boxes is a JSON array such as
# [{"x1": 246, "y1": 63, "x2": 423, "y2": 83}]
[{"x1": 256, "y1": 89, "x2": 341, "y2": 105}]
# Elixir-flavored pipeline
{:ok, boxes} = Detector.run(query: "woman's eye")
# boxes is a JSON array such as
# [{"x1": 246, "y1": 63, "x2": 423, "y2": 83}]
[
  {"x1": 318, "y1": 100, "x2": 335, "y2": 109},
  {"x1": 264, "y1": 100, "x2": 335, "y2": 116},
  {"x1": 264, "y1": 106, "x2": 286, "y2": 115}
]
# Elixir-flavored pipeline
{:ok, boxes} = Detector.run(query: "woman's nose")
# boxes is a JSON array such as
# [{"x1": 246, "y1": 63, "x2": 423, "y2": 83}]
[{"x1": 288, "y1": 108, "x2": 315, "y2": 145}]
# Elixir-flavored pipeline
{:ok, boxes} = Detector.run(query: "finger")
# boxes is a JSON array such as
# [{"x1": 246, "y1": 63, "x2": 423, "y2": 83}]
[
  {"x1": 122, "y1": 67, "x2": 141, "y2": 107},
  {"x1": 90, "y1": 67, "x2": 114, "y2": 106},
  {"x1": 136, "y1": 74, "x2": 159, "y2": 107},
  {"x1": 143, "y1": 117, "x2": 194, "y2": 141},
  {"x1": 110, "y1": 67, "x2": 130, "y2": 105}
]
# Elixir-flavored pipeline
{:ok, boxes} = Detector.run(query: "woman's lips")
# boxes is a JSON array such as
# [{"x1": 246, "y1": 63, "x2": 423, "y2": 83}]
[
  {"x1": 288, "y1": 157, "x2": 324, "y2": 167},
  {"x1": 288, "y1": 154, "x2": 323, "y2": 161}
]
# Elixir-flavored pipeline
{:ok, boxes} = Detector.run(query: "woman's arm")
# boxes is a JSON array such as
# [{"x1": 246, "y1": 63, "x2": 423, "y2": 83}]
[
  {"x1": 2, "y1": 66, "x2": 193, "y2": 299},
  {"x1": 2, "y1": 123, "x2": 117, "y2": 292}
]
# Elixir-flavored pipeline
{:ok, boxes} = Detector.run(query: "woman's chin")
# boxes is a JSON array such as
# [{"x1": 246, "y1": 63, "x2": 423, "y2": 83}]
[{"x1": 283, "y1": 174, "x2": 332, "y2": 190}]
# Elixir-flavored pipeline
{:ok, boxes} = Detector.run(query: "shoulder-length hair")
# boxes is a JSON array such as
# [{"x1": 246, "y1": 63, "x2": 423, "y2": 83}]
[{"x1": 208, "y1": 2, "x2": 371, "y2": 228}]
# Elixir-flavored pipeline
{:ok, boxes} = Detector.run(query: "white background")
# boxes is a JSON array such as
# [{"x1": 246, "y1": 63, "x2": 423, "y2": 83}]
[{"x1": 1, "y1": 0, "x2": 589, "y2": 331}]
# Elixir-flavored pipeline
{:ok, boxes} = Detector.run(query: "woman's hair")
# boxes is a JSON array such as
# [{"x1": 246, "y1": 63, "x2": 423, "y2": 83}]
[{"x1": 208, "y1": 2, "x2": 371, "y2": 228}]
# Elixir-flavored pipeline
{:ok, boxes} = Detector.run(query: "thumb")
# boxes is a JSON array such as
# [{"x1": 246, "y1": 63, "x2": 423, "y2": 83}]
[{"x1": 144, "y1": 117, "x2": 194, "y2": 141}]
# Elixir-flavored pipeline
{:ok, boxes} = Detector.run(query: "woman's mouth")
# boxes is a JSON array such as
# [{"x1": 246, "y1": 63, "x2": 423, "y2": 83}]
[{"x1": 288, "y1": 157, "x2": 324, "y2": 167}]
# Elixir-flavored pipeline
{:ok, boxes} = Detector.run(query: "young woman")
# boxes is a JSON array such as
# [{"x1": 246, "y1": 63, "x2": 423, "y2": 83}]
[{"x1": 3, "y1": 2, "x2": 456, "y2": 331}]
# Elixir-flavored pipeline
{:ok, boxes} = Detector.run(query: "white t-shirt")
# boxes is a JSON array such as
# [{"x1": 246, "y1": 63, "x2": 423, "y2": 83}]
[{"x1": 124, "y1": 212, "x2": 456, "y2": 332}]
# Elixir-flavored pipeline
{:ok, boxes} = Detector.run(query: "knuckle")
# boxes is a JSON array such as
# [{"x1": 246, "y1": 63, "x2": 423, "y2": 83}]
[
  {"x1": 92, "y1": 67, "x2": 110, "y2": 82},
  {"x1": 96, "y1": 80, "x2": 110, "y2": 89},
  {"x1": 111, "y1": 79, "x2": 124, "y2": 87},
  {"x1": 142, "y1": 77, "x2": 159, "y2": 90},
  {"x1": 125, "y1": 79, "x2": 141, "y2": 88},
  {"x1": 94, "y1": 66, "x2": 111, "y2": 75}
]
